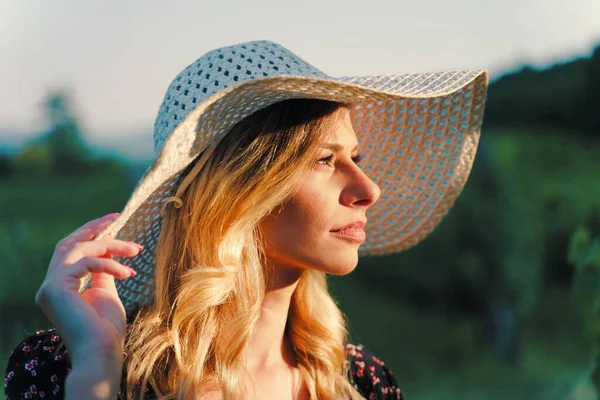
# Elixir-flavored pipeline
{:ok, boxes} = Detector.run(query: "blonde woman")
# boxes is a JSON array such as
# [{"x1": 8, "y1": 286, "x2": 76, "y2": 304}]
[{"x1": 4, "y1": 41, "x2": 488, "y2": 399}]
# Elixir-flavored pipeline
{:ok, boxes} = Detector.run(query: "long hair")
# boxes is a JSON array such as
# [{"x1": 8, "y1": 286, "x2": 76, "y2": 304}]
[{"x1": 122, "y1": 99, "x2": 364, "y2": 399}]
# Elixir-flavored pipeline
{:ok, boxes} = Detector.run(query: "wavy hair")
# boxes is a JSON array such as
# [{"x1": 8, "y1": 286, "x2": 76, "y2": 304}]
[{"x1": 122, "y1": 98, "x2": 364, "y2": 399}]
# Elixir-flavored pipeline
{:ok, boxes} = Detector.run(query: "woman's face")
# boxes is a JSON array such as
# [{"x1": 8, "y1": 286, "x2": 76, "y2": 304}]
[{"x1": 260, "y1": 109, "x2": 380, "y2": 276}]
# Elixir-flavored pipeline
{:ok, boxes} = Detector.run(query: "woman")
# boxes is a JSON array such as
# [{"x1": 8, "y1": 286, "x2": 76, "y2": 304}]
[{"x1": 4, "y1": 40, "x2": 488, "y2": 399}]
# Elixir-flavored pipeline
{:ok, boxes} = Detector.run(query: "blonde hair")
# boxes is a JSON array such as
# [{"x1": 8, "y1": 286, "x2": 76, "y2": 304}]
[{"x1": 122, "y1": 99, "x2": 364, "y2": 399}]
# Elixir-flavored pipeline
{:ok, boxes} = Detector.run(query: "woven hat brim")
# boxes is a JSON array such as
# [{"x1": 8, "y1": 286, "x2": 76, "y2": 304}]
[{"x1": 84, "y1": 71, "x2": 488, "y2": 311}]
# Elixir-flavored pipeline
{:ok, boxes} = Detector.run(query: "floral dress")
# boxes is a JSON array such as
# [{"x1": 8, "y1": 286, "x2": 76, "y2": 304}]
[{"x1": 4, "y1": 329, "x2": 403, "y2": 399}]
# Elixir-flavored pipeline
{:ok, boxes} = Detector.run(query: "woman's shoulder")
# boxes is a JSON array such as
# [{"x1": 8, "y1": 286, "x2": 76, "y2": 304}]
[
  {"x1": 346, "y1": 342, "x2": 404, "y2": 400},
  {"x1": 4, "y1": 330, "x2": 402, "y2": 399},
  {"x1": 4, "y1": 328, "x2": 71, "y2": 399},
  {"x1": 3, "y1": 328, "x2": 152, "y2": 400}
]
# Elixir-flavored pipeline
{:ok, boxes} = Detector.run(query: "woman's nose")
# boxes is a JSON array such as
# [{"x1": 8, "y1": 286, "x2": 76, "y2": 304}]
[{"x1": 342, "y1": 166, "x2": 381, "y2": 207}]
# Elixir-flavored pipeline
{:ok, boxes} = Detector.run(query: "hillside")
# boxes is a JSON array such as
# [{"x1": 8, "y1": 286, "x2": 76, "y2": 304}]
[{"x1": 484, "y1": 44, "x2": 600, "y2": 136}]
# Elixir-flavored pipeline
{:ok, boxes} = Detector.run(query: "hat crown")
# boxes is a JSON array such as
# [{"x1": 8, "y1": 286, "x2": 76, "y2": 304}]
[{"x1": 153, "y1": 40, "x2": 329, "y2": 155}]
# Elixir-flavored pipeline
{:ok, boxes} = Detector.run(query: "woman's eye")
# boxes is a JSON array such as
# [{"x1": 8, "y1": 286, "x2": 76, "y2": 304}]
[
  {"x1": 317, "y1": 153, "x2": 363, "y2": 167},
  {"x1": 317, "y1": 154, "x2": 334, "y2": 165}
]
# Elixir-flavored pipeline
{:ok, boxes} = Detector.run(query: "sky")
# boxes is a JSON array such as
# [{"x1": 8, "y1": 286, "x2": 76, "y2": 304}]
[{"x1": 1, "y1": 0, "x2": 600, "y2": 146}]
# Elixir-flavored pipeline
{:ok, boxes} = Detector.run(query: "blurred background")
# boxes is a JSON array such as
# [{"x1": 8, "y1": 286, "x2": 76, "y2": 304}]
[{"x1": 2, "y1": 1, "x2": 600, "y2": 399}]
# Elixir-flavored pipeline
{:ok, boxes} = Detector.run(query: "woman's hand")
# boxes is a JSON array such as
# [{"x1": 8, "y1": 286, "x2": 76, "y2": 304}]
[{"x1": 35, "y1": 213, "x2": 142, "y2": 363}]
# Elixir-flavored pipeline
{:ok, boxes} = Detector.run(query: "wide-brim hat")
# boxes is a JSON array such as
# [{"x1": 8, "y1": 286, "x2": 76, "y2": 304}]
[{"x1": 83, "y1": 40, "x2": 488, "y2": 312}]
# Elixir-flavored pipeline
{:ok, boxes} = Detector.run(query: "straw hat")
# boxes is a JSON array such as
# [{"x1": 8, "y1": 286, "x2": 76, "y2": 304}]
[{"x1": 82, "y1": 40, "x2": 488, "y2": 312}]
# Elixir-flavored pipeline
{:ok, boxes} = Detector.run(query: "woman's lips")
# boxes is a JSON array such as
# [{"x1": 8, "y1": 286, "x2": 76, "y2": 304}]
[
  {"x1": 330, "y1": 229, "x2": 366, "y2": 243},
  {"x1": 330, "y1": 221, "x2": 366, "y2": 243}
]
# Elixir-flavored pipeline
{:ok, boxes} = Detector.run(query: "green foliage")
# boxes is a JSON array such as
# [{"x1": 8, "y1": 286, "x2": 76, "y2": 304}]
[
  {"x1": 13, "y1": 142, "x2": 54, "y2": 174},
  {"x1": 13, "y1": 90, "x2": 98, "y2": 176},
  {"x1": 568, "y1": 226, "x2": 600, "y2": 332},
  {"x1": 0, "y1": 151, "x2": 14, "y2": 179},
  {"x1": 584, "y1": 45, "x2": 600, "y2": 133},
  {"x1": 484, "y1": 43, "x2": 600, "y2": 137},
  {"x1": 568, "y1": 226, "x2": 600, "y2": 396},
  {"x1": 0, "y1": 220, "x2": 48, "y2": 305},
  {"x1": 0, "y1": 168, "x2": 133, "y2": 300},
  {"x1": 44, "y1": 119, "x2": 90, "y2": 174},
  {"x1": 569, "y1": 228, "x2": 600, "y2": 273}
]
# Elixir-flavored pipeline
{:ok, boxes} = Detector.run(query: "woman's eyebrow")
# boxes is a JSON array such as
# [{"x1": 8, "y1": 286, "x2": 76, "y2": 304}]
[{"x1": 322, "y1": 143, "x2": 359, "y2": 152}]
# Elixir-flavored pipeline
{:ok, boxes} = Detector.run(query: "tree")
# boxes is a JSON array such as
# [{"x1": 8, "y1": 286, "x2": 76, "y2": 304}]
[
  {"x1": 582, "y1": 45, "x2": 600, "y2": 134},
  {"x1": 14, "y1": 90, "x2": 92, "y2": 175},
  {"x1": 41, "y1": 91, "x2": 91, "y2": 174},
  {"x1": 0, "y1": 151, "x2": 14, "y2": 179}
]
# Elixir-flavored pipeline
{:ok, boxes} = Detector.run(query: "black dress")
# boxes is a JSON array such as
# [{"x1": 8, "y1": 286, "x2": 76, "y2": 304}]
[{"x1": 4, "y1": 328, "x2": 403, "y2": 399}]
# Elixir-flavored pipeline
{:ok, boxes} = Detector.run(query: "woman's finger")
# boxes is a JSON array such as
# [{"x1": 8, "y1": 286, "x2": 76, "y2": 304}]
[
  {"x1": 47, "y1": 236, "x2": 140, "y2": 278},
  {"x1": 65, "y1": 238, "x2": 142, "y2": 262},
  {"x1": 46, "y1": 256, "x2": 135, "y2": 293},
  {"x1": 57, "y1": 213, "x2": 120, "y2": 251},
  {"x1": 69, "y1": 257, "x2": 135, "y2": 281}
]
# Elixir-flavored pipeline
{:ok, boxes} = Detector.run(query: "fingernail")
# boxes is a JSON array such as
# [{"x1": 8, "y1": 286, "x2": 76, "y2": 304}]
[
  {"x1": 129, "y1": 268, "x2": 138, "y2": 277},
  {"x1": 104, "y1": 213, "x2": 120, "y2": 219},
  {"x1": 128, "y1": 242, "x2": 144, "y2": 250}
]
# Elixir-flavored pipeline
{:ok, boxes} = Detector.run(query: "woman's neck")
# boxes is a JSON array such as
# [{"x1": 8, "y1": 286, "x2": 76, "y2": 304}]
[{"x1": 245, "y1": 264, "x2": 303, "y2": 371}]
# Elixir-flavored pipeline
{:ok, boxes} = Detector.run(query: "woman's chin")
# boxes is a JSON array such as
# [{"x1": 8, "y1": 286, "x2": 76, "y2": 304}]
[
  {"x1": 316, "y1": 253, "x2": 359, "y2": 276},
  {"x1": 326, "y1": 265, "x2": 357, "y2": 276}
]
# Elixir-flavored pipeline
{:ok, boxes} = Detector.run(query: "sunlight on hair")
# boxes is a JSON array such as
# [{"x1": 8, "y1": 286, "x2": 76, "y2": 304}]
[{"x1": 120, "y1": 99, "x2": 364, "y2": 399}]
